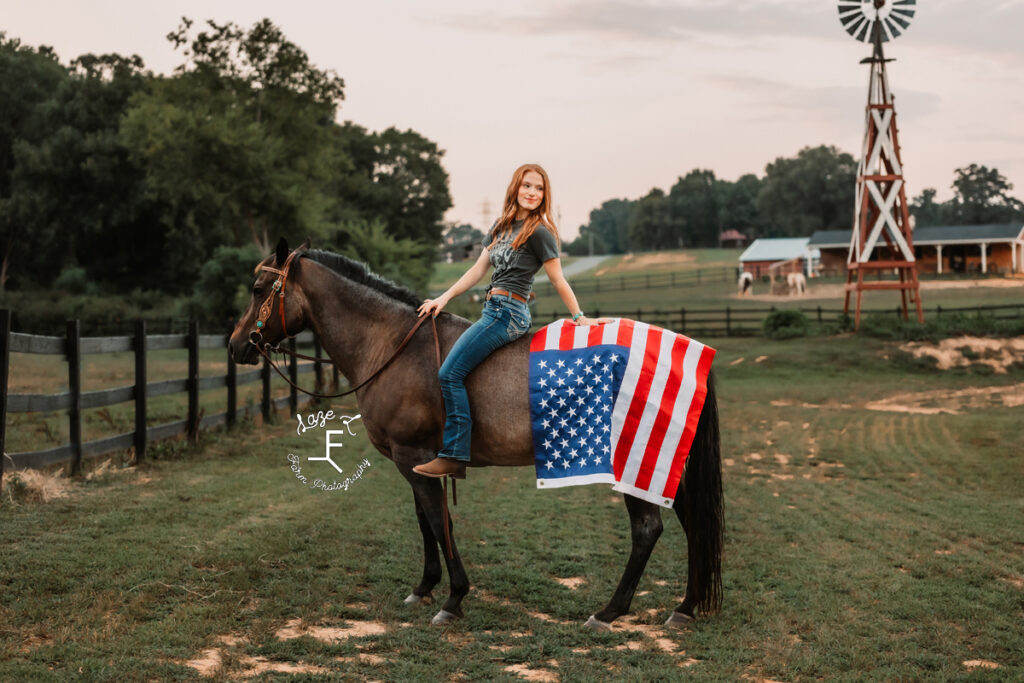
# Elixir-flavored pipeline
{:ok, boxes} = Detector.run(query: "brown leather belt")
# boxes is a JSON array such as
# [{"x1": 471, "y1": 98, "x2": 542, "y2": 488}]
[{"x1": 486, "y1": 288, "x2": 527, "y2": 304}]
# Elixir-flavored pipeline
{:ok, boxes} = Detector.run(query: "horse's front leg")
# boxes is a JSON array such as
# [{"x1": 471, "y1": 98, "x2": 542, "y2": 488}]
[
  {"x1": 397, "y1": 457, "x2": 470, "y2": 625},
  {"x1": 587, "y1": 494, "x2": 663, "y2": 629},
  {"x1": 402, "y1": 488, "x2": 442, "y2": 606}
]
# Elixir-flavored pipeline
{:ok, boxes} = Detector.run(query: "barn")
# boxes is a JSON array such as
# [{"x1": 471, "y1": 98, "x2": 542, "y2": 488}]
[
  {"x1": 808, "y1": 224, "x2": 1024, "y2": 275},
  {"x1": 739, "y1": 238, "x2": 819, "y2": 278}
]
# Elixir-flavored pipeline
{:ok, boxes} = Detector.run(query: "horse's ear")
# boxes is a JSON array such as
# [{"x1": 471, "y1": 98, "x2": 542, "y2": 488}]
[
  {"x1": 301, "y1": 238, "x2": 311, "y2": 250},
  {"x1": 275, "y1": 237, "x2": 289, "y2": 266}
]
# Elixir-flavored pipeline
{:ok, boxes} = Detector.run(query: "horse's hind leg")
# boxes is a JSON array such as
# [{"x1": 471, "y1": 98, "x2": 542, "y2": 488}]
[
  {"x1": 668, "y1": 500, "x2": 699, "y2": 625},
  {"x1": 403, "y1": 489, "x2": 443, "y2": 605},
  {"x1": 588, "y1": 495, "x2": 663, "y2": 629}
]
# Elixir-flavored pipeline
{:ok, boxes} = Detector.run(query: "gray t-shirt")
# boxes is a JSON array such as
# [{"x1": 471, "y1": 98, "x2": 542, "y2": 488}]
[{"x1": 482, "y1": 220, "x2": 560, "y2": 298}]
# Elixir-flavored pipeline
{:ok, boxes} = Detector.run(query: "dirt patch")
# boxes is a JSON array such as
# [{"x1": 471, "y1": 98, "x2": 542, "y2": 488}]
[
  {"x1": 595, "y1": 252, "x2": 695, "y2": 276},
  {"x1": 866, "y1": 383, "x2": 1024, "y2": 415},
  {"x1": 504, "y1": 663, "x2": 559, "y2": 682},
  {"x1": 963, "y1": 660, "x2": 1000, "y2": 670},
  {"x1": 239, "y1": 656, "x2": 328, "y2": 676},
  {"x1": 553, "y1": 577, "x2": 586, "y2": 590},
  {"x1": 900, "y1": 336, "x2": 1024, "y2": 374},
  {"x1": 185, "y1": 649, "x2": 222, "y2": 677},
  {"x1": 275, "y1": 617, "x2": 387, "y2": 642}
]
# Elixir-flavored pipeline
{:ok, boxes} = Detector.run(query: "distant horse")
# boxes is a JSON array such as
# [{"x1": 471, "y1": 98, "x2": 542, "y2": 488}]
[
  {"x1": 786, "y1": 272, "x2": 806, "y2": 296},
  {"x1": 738, "y1": 271, "x2": 753, "y2": 296},
  {"x1": 229, "y1": 239, "x2": 723, "y2": 628}
]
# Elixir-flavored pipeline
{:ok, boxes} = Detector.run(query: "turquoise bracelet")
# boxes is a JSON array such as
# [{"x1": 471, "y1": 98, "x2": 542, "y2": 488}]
[{"x1": 572, "y1": 311, "x2": 585, "y2": 322}]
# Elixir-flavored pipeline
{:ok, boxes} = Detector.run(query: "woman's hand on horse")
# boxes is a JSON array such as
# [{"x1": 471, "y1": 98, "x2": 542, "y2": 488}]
[
  {"x1": 418, "y1": 296, "x2": 448, "y2": 318},
  {"x1": 573, "y1": 315, "x2": 613, "y2": 326}
]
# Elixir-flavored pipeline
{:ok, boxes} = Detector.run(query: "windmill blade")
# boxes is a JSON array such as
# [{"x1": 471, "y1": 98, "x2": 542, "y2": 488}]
[
  {"x1": 855, "y1": 17, "x2": 874, "y2": 43},
  {"x1": 837, "y1": 0, "x2": 915, "y2": 43}
]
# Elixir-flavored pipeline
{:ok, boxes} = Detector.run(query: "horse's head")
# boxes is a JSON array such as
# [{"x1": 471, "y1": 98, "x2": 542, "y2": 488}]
[{"x1": 228, "y1": 237, "x2": 311, "y2": 365}]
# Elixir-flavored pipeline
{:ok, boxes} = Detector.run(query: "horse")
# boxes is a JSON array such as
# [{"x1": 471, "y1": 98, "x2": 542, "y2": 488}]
[
  {"x1": 786, "y1": 272, "x2": 806, "y2": 296},
  {"x1": 228, "y1": 239, "x2": 723, "y2": 629},
  {"x1": 738, "y1": 271, "x2": 753, "y2": 296}
]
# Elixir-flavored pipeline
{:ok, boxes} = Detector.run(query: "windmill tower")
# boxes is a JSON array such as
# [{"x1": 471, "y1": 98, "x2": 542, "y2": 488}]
[{"x1": 838, "y1": 0, "x2": 923, "y2": 328}]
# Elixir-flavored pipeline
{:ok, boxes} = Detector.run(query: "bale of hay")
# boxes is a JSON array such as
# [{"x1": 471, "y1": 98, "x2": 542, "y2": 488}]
[{"x1": 2, "y1": 468, "x2": 70, "y2": 503}]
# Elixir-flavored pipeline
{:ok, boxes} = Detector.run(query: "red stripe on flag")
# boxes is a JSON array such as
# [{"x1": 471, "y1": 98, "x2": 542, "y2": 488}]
[
  {"x1": 559, "y1": 321, "x2": 577, "y2": 350},
  {"x1": 530, "y1": 326, "x2": 548, "y2": 352},
  {"x1": 588, "y1": 324, "x2": 604, "y2": 347},
  {"x1": 613, "y1": 325, "x2": 663, "y2": 480},
  {"x1": 632, "y1": 334, "x2": 689, "y2": 490},
  {"x1": 616, "y1": 319, "x2": 634, "y2": 347},
  {"x1": 661, "y1": 344, "x2": 716, "y2": 498}
]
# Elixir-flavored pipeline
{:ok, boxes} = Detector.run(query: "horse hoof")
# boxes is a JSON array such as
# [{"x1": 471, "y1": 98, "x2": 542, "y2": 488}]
[
  {"x1": 404, "y1": 593, "x2": 432, "y2": 606},
  {"x1": 431, "y1": 609, "x2": 459, "y2": 625},
  {"x1": 584, "y1": 615, "x2": 612, "y2": 631},
  {"x1": 664, "y1": 611, "x2": 696, "y2": 628}
]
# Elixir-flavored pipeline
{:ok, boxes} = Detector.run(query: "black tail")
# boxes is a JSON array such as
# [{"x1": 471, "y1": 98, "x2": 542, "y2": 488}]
[{"x1": 678, "y1": 370, "x2": 723, "y2": 614}]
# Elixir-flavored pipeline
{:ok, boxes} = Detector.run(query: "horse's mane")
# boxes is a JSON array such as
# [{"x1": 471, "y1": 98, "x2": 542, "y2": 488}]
[{"x1": 302, "y1": 249, "x2": 423, "y2": 309}]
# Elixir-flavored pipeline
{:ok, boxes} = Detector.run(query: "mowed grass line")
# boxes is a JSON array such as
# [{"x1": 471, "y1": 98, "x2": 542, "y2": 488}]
[{"x1": 2, "y1": 336, "x2": 1023, "y2": 680}]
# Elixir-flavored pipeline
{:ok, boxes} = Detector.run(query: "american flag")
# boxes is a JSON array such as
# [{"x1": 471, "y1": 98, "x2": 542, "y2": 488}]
[{"x1": 529, "y1": 318, "x2": 715, "y2": 508}]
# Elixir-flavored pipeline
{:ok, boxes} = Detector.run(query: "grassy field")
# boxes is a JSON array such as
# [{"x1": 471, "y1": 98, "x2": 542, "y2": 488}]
[{"x1": 2, "y1": 333, "x2": 1022, "y2": 681}]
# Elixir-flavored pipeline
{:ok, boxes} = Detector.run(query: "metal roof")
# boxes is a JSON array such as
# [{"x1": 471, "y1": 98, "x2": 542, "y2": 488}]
[
  {"x1": 739, "y1": 238, "x2": 817, "y2": 262},
  {"x1": 915, "y1": 223, "x2": 1024, "y2": 244},
  {"x1": 807, "y1": 230, "x2": 852, "y2": 248},
  {"x1": 808, "y1": 224, "x2": 1024, "y2": 249}
]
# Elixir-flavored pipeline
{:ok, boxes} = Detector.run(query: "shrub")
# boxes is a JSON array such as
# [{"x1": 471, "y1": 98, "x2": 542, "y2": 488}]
[
  {"x1": 54, "y1": 267, "x2": 95, "y2": 295},
  {"x1": 763, "y1": 309, "x2": 809, "y2": 339}
]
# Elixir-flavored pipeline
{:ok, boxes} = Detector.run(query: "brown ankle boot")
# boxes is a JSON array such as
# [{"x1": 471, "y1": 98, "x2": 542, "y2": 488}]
[{"x1": 413, "y1": 457, "x2": 467, "y2": 479}]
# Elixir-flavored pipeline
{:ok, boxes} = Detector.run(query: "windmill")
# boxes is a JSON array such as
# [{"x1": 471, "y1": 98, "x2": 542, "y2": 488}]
[{"x1": 838, "y1": 0, "x2": 924, "y2": 328}]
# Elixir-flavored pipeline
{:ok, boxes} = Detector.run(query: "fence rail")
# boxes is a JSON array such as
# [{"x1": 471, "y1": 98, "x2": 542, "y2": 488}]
[
  {"x1": 0, "y1": 311, "x2": 336, "y2": 488},
  {"x1": 529, "y1": 302, "x2": 1024, "y2": 336}
]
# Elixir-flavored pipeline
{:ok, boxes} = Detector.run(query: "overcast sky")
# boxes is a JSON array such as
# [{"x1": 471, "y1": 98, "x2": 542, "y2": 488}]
[{"x1": 6, "y1": 0, "x2": 1023, "y2": 240}]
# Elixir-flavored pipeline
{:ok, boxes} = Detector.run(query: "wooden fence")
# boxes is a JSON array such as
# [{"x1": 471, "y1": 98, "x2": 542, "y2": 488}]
[
  {"x1": 529, "y1": 302, "x2": 1024, "y2": 337},
  {"x1": 0, "y1": 310, "x2": 333, "y2": 488}
]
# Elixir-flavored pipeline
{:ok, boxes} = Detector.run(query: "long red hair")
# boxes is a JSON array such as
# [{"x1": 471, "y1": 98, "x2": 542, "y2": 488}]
[{"x1": 493, "y1": 163, "x2": 560, "y2": 251}]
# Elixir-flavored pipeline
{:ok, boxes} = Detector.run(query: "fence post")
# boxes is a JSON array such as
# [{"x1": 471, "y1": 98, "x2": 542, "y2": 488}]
[
  {"x1": 817, "y1": 306, "x2": 822, "y2": 324},
  {"x1": 313, "y1": 335, "x2": 324, "y2": 395},
  {"x1": 0, "y1": 310, "x2": 10, "y2": 490},
  {"x1": 726, "y1": 306, "x2": 732, "y2": 336},
  {"x1": 936, "y1": 304, "x2": 942, "y2": 319},
  {"x1": 134, "y1": 320, "x2": 147, "y2": 463},
  {"x1": 67, "y1": 320, "x2": 83, "y2": 476},
  {"x1": 637, "y1": 308, "x2": 642, "y2": 323},
  {"x1": 227, "y1": 349, "x2": 237, "y2": 427},
  {"x1": 332, "y1": 364, "x2": 339, "y2": 393},
  {"x1": 262, "y1": 356, "x2": 272, "y2": 422},
  {"x1": 187, "y1": 319, "x2": 199, "y2": 444},
  {"x1": 288, "y1": 337, "x2": 298, "y2": 413}
]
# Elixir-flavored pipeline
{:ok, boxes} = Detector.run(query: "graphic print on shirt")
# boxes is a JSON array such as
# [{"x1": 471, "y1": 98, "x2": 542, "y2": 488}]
[{"x1": 489, "y1": 231, "x2": 521, "y2": 279}]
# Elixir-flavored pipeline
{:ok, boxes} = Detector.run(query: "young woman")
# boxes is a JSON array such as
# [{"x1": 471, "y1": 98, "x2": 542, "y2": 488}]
[{"x1": 413, "y1": 163, "x2": 608, "y2": 478}]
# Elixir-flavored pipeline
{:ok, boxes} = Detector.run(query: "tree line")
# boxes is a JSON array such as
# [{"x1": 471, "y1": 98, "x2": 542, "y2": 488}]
[
  {"x1": 0, "y1": 18, "x2": 452, "y2": 312},
  {"x1": 566, "y1": 146, "x2": 1024, "y2": 255}
]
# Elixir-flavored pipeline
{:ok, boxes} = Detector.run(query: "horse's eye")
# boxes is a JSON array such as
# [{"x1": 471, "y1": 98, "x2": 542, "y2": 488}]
[{"x1": 252, "y1": 285, "x2": 262, "y2": 296}]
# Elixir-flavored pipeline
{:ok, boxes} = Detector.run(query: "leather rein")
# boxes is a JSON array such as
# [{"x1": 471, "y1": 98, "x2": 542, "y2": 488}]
[{"x1": 247, "y1": 248, "x2": 441, "y2": 399}]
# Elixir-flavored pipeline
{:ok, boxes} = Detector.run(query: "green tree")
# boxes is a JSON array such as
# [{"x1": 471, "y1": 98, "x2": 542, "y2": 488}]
[
  {"x1": 670, "y1": 169, "x2": 720, "y2": 247},
  {"x1": 120, "y1": 18, "x2": 346, "y2": 288},
  {"x1": 717, "y1": 173, "x2": 764, "y2": 238},
  {"x1": 628, "y1": 189, "x2": 677, "y2": 250},
  {"x1": 333, "y1": 218, "x2": 434, "y2": 293},
  {"x1": 757, "y1": 145, "x2": 856, "y2": 236},
  {"x1": 910, "y1": 188, "x2": 949, "y2": 228},
  {"x1": 10, "y1": 53, "x2": 156, "y2": 289},
  {"x1": 0, "y1": 34, "x2": 68, "y2": 291},
  {"x1": 947, "y1": 164, "x2": 1024, "y2": 224},
  {"x1": 574, "y1": 198, "x2": 633, "y2": 254}
]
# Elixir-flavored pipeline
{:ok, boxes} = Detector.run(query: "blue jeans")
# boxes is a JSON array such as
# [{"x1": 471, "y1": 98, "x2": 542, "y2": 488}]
[{"x1": 438, "y1": 294, "x2": 532, "y2": 461}]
